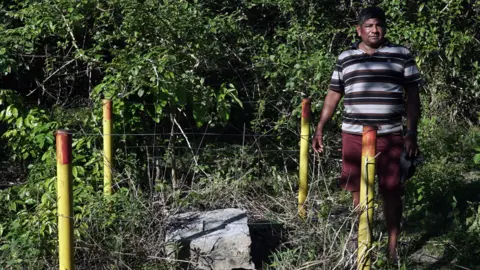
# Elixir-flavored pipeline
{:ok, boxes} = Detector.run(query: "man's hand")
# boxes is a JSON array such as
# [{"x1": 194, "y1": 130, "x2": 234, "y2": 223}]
[
  {"x1": 404, "y1": 134, "x2": 418, "y2": 157},
  {"x1": 311, "y1": 90, "x2": 343, "y2": 153},
  {"x1": 312, "y1": 132, "x2": 324, "y2": 153}
]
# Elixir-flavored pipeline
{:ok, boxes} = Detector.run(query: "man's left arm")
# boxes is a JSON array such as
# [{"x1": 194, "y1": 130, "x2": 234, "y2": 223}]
[{"x1": 405, "y1": 85, "x2": 421, "y2": 157}]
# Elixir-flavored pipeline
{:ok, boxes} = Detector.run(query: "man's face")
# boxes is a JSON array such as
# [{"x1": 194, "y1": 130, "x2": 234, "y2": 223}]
[{"x1": 356, "y1": 18, "x2": 386, "y2": 48}]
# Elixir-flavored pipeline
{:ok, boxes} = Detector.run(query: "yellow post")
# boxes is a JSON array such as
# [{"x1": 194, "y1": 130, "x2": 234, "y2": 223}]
[
  {"x1": 357, "y1": 126, "x2": 377, "y2": 270},
  {"x1": 103, "y1": 99, "x2": 113, "y2": 196},
  {"x1": 298, "y1": 98, "x2": 311, "y2": 218},
  {"x1": 55, "y1": 130, "x2": 74, "y2": 270}
]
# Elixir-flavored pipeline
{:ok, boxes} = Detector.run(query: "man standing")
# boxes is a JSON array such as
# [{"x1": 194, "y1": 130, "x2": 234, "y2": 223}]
[{"x1": 311, "y1": 6, "x2": 422, "y2": 261}]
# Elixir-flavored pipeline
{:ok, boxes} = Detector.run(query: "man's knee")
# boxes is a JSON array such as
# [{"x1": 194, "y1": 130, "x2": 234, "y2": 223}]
[{"x1": 380, "y1": 185, "x2": 404, "y2": 198}]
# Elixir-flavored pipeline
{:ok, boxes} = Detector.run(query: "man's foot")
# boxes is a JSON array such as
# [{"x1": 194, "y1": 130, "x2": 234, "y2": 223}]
[{"x1": 387, "y1": 248, "x2": 398, "y2": 264}]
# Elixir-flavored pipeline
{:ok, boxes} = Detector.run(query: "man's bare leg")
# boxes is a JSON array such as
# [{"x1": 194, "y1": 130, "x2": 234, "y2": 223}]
[
  {"x1": 383, "y1": 191, "x2": 402, "y2": 262},
  {"x1": 352, "y1": 191, "x2": 360, "y2": 210},
  {"x1": 354, "y1": 190, "x2": 402, "y2": 261}
]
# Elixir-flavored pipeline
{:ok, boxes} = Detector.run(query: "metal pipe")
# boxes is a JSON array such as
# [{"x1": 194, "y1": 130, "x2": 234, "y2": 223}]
[
  {"x1": 357, "y1": 126, "x2": 377, "y2": 270},
  {"x1": 55, "y1": 130, "x2": 74, "y2": 270},
  {"x1": 103, "y1": 99, "x2": 113, "y2": 196},
  {"x1": 298, "y1": 98, "x2": 311, "y2": 218}
]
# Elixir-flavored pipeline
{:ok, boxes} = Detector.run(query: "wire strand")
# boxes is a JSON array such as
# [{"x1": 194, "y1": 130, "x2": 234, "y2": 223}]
[
  {"x1": 58, "y1": 214, "x2": 286, "y2": 226},
  {"x1": 71, "y1": 132, "x2": 289, "y2": 137}
]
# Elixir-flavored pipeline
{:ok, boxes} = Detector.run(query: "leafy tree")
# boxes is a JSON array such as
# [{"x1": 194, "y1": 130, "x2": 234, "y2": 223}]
[{"x1": 0, "y1": 0, "x2": 479, "y2": 268}]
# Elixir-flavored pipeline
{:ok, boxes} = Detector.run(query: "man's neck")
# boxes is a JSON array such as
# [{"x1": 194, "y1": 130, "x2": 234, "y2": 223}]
[{"x1": 359, "y1": 41, "x2": 384, "y2": 55}]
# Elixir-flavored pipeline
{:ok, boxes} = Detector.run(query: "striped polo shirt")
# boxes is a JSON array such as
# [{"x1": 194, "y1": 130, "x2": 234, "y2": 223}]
[{"x1": 329, "y1": 40, "x2": 423, "y2": 135}]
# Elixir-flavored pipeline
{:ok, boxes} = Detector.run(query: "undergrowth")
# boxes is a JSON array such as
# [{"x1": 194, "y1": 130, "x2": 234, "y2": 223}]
[{"x1": 1, "y1": 115, "x2": 479, "y2": 269}]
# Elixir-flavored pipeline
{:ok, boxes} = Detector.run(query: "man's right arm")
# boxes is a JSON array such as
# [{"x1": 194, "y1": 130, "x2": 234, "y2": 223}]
[{"x1": 312, "y1": 90, "x2": 343, "y2": 153}]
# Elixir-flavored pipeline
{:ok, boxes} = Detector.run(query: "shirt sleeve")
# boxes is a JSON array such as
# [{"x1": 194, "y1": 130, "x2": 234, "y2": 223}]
[
  {"x1": 404, "y1": 51, "x2": 424, "y2": 88},
  {"x1": 329, "y1": 59, "x2": 344, "y2": 93}
]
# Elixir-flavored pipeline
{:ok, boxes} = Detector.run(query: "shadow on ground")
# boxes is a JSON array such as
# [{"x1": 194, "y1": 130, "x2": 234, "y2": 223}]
[
  {"x1": 402, "y1": 174, "x2": 480, "y2": 269},
  {"x1": 249, "y1": 221, "x2": 285, "y2": 269}
]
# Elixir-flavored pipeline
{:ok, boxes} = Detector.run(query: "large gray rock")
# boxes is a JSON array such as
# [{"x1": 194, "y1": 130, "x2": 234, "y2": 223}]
[{"x1": 165, "y1": 208, "x2": 255, "y2": 270}]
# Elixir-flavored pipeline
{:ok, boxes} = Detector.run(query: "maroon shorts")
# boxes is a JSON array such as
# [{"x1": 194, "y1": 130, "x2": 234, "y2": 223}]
[{"x1": 340, "y1": 132, "x2": 404, "y2": 195}]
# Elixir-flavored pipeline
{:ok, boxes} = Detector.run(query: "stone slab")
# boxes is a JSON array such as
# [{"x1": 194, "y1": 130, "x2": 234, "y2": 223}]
[{"x1": 165, "y1": 208, "x2": 255, "y2": 270}]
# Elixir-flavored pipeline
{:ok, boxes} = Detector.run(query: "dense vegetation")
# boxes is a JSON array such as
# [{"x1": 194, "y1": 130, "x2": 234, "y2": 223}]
[{"x1": 1, "y1": 0, "x2": 479, "y2": 269}]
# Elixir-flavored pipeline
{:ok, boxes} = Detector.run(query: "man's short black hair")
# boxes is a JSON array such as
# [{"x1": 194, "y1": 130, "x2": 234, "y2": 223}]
[{"x1": 357, "y1": 6, "x2": 386, "y2": 26}]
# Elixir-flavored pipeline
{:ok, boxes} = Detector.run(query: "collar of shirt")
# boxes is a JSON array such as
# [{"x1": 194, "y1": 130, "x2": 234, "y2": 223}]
[{"x1": 351, "y1": 39, "x2": 392, "y2": 50}]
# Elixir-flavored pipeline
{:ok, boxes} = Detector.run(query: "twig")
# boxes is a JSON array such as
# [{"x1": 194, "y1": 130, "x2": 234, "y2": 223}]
[
  {"x1": 440, "y1": 0, "x2": 454, "y2": 13},
  {"x1": 28, "y1": 58, "x2": 76, "y2": 96},
  {"x1": 173, "y1": 118, "x2": 210, "y2": 177},
  {"x1": 147, "y1": 59, "x2": 160, "y2": 87},
  {"x1": 57, "y1": 6, "x2": 85, "y2": 59}
]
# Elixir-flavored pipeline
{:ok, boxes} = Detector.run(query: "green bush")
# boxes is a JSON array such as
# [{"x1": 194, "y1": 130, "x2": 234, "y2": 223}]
[{"x1": 0, "y1": 0, "x2": 479, "y2": 268}]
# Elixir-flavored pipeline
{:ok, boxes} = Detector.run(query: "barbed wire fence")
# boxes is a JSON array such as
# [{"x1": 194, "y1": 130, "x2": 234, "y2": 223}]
[
  {"x1": 20, "y1": 98, "x2": 358, "y2": 269},
  {"x1": 48, "y1": 96, "x2": 346, "y2": 221}
]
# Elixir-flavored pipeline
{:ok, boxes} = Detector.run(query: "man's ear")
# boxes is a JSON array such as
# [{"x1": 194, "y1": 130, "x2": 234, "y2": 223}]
[{"x1": 355, "y1": 25, "x2": 361, "y2": 36}]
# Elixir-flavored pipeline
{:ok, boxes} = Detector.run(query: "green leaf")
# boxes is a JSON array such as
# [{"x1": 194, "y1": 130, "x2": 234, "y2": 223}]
[
  {"x1": 35, "y1": 134, "x2": 46, "y2": 149},
  {"x1": 11, "y1": 107, "x2": 18, "y2": 118},
  {"x1": 41, "y1": 151, "x2": 51, "y2": 161},
  {"x1": 25, "y1": 198, "x2": 36, "y2": 205},
  {"x1": 72, "y1": 166, "x2": 78, "y2": 178},
  {"x1": 45, "y1": 134, "x2": 54, "y2": 145},
  {"x1": 474, "y1": 153, "x2": 480, "y2": 164},
  {"x1": 74, "y1": 138, "x2": 85, "y2": 150},
  {"x1": 8, "y1": 202, "x2": 16, "y2": 211},
  {"x1": 419, "y1": 3, "x2": 425, "y2": 12},
  {"x1": 5, "y1": 105, "x2": 15, "y2": 119},
  {"x1": 15, "y1": 117, "x2": 23, "y2": 128}
]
